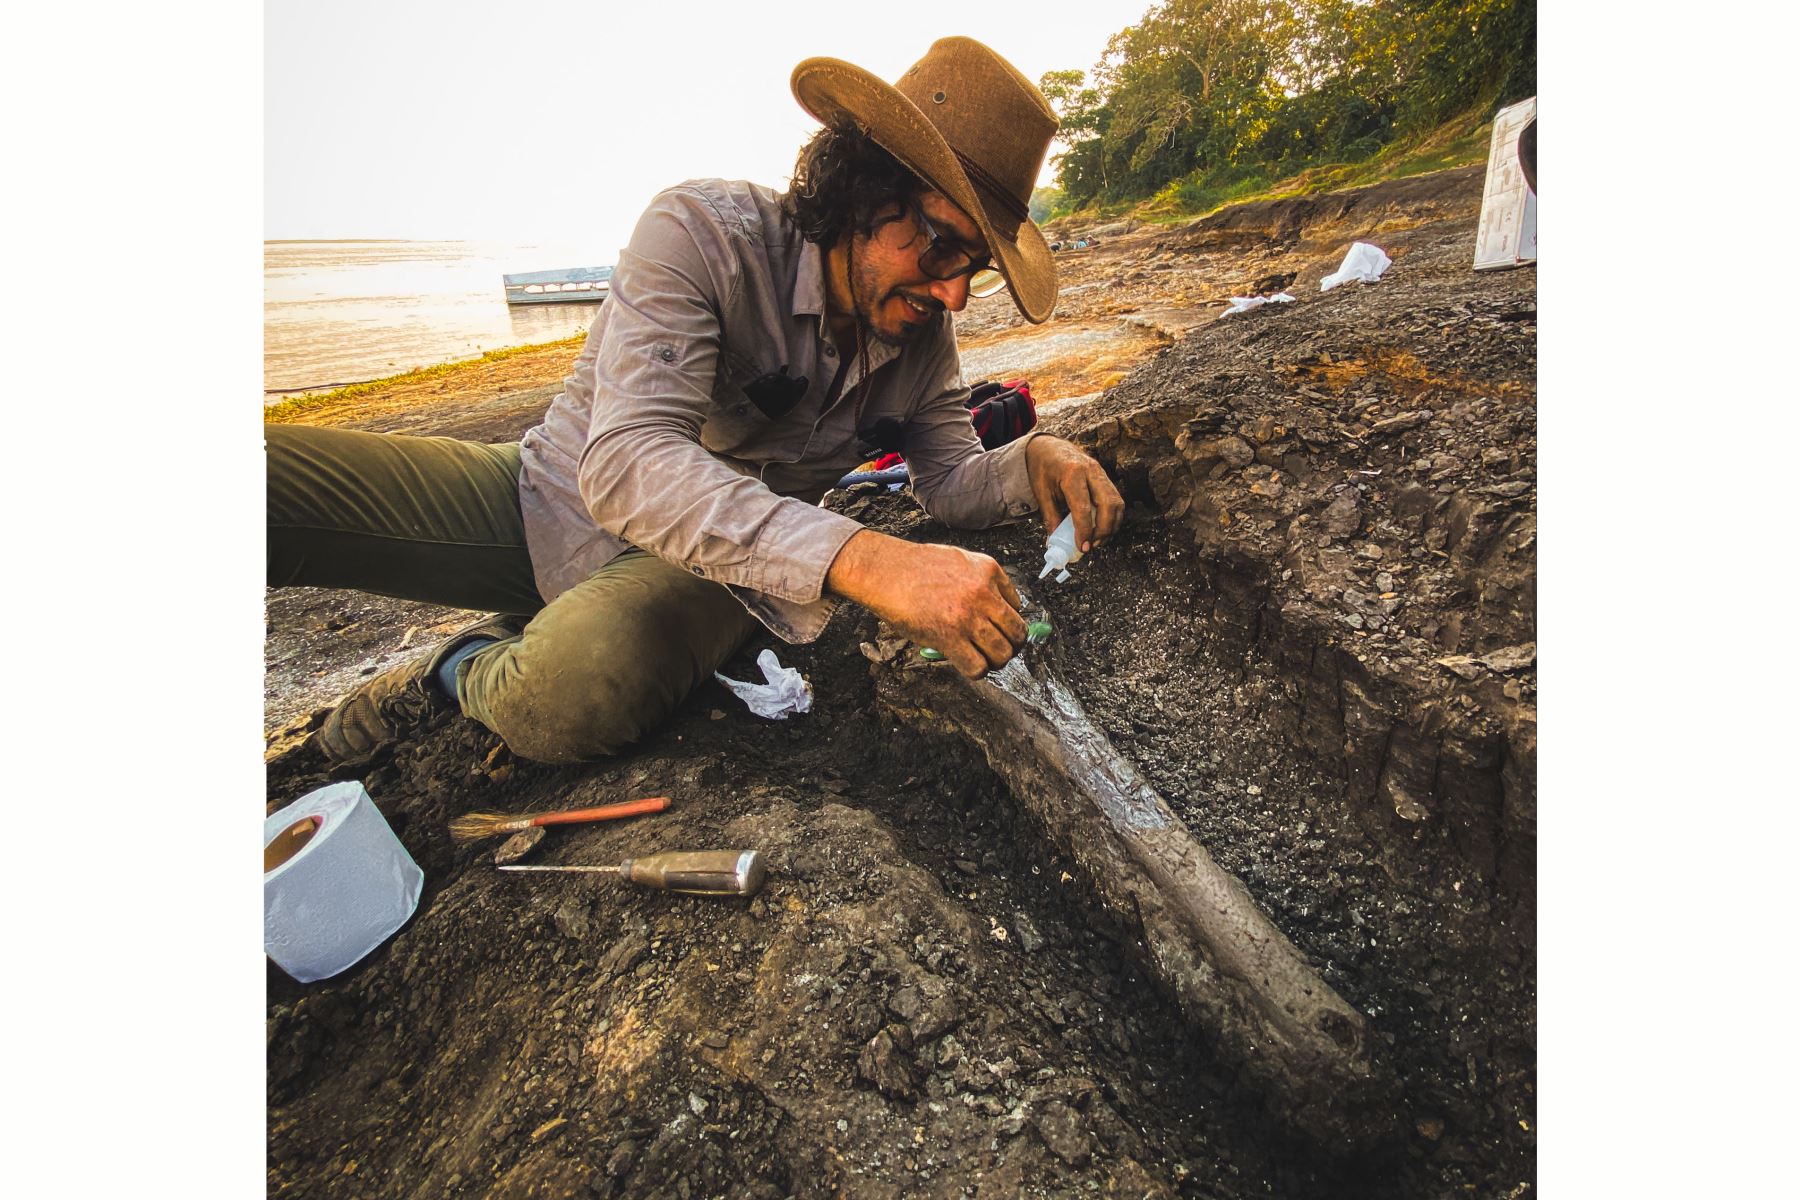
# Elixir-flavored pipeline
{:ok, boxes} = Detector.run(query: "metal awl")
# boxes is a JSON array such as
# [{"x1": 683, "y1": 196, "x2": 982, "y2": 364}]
[{"x1": 500, "y1": 849, "x2": 767, "y2": 897}]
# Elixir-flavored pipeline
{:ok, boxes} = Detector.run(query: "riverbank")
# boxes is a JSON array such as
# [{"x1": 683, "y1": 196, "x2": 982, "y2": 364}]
[
  {"x1": 264, "y1": 335, "x2": 587, "y2": 425},
  {"x1": 267, "y1": 164, "x2": 1536, "y2": 1198}
]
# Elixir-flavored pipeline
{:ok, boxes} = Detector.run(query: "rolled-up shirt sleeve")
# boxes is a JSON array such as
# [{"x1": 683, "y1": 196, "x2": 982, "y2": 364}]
[
  {"x1": 574, "y1": 189, "x2": 863, "y2": 604},
  {"x1": 901, "y1": 329, "x2": 1041, "y2": 529}
]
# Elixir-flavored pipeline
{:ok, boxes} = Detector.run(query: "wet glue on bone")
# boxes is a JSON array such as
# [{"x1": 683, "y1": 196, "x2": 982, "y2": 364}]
[{"x1": 1039, "y1": 514, "x2": 1084, "y2": 583}]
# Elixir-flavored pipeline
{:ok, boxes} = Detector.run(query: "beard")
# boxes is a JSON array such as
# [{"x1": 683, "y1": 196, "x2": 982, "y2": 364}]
[{"x1": 849, "y1": 242, "x2": 940, "y2": 349}]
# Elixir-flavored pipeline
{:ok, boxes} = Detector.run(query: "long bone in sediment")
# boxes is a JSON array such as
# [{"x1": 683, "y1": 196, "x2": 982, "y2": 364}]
[{"x1": 873, "y1": 584, "x2": 1397, "y2": 1147}]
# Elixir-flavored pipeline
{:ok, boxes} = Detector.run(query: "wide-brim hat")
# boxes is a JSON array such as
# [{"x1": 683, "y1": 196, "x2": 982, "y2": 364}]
[{"x1": 792, "y1": 37, "x2": 1060, "y2": 325}]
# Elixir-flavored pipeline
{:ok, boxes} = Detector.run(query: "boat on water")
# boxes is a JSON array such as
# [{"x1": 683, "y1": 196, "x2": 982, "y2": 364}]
[{"x1": 503, "y1": 265, "x2": 613, "y2": 306}]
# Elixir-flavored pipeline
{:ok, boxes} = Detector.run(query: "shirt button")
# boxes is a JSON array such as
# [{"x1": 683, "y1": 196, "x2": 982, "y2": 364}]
[{"x1": 658, "y1": 347, "x2": 676, "y2": 362}]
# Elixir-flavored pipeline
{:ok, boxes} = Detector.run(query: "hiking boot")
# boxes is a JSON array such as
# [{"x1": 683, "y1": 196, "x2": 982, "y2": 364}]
[{"x1": 312, "y1": 615, "x2": 526, "y2": 766}]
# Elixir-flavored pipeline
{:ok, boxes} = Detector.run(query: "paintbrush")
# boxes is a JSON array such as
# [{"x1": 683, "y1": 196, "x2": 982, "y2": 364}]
[{"x1": 447, "y1": 796, "x2": 670, "y2": 843}]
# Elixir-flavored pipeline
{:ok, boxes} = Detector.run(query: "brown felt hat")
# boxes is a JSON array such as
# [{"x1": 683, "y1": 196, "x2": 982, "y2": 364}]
[{"x1": 792, "y1": 37, "x2": 1060, "y2": 325}]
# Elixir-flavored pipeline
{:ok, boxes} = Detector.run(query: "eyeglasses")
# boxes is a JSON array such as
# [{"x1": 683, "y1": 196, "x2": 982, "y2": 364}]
[{"x1": 891, "y1": 206, "x2": 1008, "y2": 298}]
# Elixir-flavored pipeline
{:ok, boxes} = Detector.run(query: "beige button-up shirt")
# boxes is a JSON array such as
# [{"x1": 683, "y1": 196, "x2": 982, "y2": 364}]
[{"x1": 516, "y1": 179, "x2": 1040, "y2": 642}]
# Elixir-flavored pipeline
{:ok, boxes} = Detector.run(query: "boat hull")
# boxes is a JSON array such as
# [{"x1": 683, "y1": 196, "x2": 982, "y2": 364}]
[
  {"x1": 503, "y1": 265, "x2": 613, "y2": 306},
  {"x1": 505, "y1": 290, "x2": 608, "y2": 306}
]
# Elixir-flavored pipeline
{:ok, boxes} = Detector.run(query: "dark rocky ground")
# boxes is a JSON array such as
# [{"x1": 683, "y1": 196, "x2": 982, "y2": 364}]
[{"x1": 267, "y1": 165, "x2": 1534, "y2": 1198}]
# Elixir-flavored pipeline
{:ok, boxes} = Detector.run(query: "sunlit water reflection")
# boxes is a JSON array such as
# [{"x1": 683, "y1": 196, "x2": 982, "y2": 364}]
[{"x1": 264, "y1": 239, "x2": 610, "y2": 401}]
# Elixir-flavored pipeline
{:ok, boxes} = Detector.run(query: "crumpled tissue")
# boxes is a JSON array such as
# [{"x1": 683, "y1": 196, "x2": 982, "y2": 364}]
[
  {"x1": 715, "y1": 649, "x2": 813, "y2": 719},
  {"x1": 1320, "y1": 242, "x2": 1391, "y2": 291},
  {"x1": 1222, "y1": 292, "x2": 1295, "y2": 316}
]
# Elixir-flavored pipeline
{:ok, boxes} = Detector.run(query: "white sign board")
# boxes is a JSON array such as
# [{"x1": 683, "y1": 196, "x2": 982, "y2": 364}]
[{"x1": 1474, "y1": 96, "x2": 1537, "y2": 271}]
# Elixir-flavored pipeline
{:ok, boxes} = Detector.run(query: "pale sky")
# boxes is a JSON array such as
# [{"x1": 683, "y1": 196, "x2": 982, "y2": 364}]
[{"x1": 266, "y1": 0, "x2": 1153, "y2": 249}]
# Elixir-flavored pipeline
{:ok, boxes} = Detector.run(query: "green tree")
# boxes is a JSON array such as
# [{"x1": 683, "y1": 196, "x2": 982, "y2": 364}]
[
  {"x1": 1042, "y1": 0, "x2": 1536, "y2": 210},
  {"x1": 1039, "y1": 68, "x2": 1112, "y2": 204},
  {"x1": 1092, "y1": 0, "x2": 1299, "y2": 187}
]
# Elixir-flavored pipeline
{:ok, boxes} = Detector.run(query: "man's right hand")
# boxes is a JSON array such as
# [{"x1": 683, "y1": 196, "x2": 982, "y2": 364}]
[{"x1": 827, "y1": 530, "x2": 1027, "y2": 678}]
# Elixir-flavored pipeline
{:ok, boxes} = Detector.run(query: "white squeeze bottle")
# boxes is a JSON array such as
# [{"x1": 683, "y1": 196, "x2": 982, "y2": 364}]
[{"x1": 1039, "y1": 514, "x2": 1084, "y2": 582}]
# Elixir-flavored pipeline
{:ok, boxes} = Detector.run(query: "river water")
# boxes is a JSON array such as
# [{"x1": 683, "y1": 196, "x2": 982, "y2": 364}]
[{"x1": 263, "y1": 239, "x2": 611, "y2": 399}]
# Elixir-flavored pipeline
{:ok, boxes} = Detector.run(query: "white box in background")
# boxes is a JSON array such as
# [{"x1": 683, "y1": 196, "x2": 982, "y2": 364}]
[{"x1": 1474, "y1": 96, "x2": 1537, "y2": 270}]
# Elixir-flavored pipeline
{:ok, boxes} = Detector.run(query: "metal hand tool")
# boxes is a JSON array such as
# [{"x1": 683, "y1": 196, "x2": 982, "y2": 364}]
[{"x1": 500, "y1": 849, "x2": 766, "y2": 897}]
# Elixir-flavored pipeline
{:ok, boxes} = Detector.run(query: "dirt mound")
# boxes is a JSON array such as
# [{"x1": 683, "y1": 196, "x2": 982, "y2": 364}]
[
  {"x1": 1169, "y1": 167, "x2": 1486, "y2": 252},
  {"x1": 268, "y1": 621, "x2": 1316, "y2": 1198},
  {"x1": 1069, "y1": 189, "x2": 1537, "y2": 898},
  {"x1": 267, "y1": 166, "x2": 1534, "y2": 1197}
]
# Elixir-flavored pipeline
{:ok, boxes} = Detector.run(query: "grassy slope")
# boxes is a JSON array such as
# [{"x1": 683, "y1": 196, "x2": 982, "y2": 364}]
[
  {"x1": 1045, "y1": 109, "x2": 1496, "y2": 232},
  {"x1": 264, "y1": 335, "x2": 587, "y2": 424}
]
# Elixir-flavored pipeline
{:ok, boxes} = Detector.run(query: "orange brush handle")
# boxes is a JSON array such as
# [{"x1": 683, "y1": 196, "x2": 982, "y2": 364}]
[{"x1": 530, "y1": 797, "x2": 671, "y2": 828}]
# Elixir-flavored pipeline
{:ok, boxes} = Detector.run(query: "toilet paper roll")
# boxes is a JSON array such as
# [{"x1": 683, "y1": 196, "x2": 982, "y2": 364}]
[{"x1": 264, "y1": 781, "x2": 424, "y2": 983}]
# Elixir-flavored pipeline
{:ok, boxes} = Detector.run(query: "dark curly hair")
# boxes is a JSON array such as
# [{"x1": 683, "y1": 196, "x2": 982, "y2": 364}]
[{"x1": 780, "y1": 122, "x2": 927, "y2": 247}]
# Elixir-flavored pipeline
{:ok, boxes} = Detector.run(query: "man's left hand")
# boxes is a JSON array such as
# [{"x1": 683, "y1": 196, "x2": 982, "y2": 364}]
[{"x1": 1025, "y1": 436, "x2": 1124, "y2": 554}]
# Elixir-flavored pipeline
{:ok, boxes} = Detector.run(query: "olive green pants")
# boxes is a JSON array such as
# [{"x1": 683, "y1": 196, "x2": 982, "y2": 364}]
[{"x1": 267, "y1": 424, "x2": 757, "y2": 763}]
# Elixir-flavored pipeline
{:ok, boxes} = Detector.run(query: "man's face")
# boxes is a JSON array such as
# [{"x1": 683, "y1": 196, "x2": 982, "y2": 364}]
[{"x1": 848, "y1": 191, "x2": 991, "y2": 348}]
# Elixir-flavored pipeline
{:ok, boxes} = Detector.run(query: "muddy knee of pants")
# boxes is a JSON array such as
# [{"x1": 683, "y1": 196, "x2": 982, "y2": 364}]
[
  {"x1": 472, "y1": 652, "x2": 679, "y2": 763},
  {"x1": 453, "y1": 550, "x2": 757, "y2": 764}
]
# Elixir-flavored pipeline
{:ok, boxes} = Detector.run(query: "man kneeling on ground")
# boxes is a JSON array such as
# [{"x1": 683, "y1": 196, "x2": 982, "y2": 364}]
[{"x1": 266, "y1": 37, "x2": 1124, "y2": 766}]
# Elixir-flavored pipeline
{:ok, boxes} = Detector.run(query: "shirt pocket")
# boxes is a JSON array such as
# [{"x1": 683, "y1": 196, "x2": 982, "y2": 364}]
[{"x1": 701, "y1": 350, "x2": 778, "y2": 455}]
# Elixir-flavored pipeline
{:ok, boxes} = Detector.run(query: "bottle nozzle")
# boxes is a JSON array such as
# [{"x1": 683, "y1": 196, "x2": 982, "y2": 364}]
[{"x1": 1040, "y1": 514, "x2": 1080, "y2": 583}]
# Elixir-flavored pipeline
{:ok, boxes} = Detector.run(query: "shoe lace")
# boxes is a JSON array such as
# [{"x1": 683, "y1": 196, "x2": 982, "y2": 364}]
[{"x1": 375, "y1": 674, "x2": 439, "y2": 727}]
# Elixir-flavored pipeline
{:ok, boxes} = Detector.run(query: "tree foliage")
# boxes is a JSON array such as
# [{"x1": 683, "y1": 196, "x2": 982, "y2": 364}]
[{"x1": 1042, "y1": 0, "x2": 1535, "y2": 209}]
